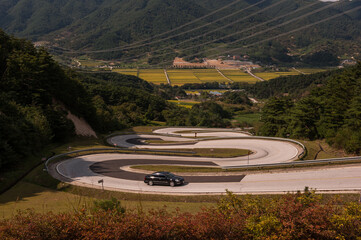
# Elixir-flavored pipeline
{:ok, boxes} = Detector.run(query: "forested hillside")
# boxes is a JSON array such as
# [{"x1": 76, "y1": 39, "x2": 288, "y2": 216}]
[
  {"x1": 259, "y1": 63, "x2": 361, "y2": 153},
  {"x1": 0, "y1": 29, "x2": 170, "y2": 169},
  {"x1": 242, "y1": 68, "x2": 344, "y2": 99},
  {"x1": 0, "y1": 0, "x2": 360, "y2": 65}
]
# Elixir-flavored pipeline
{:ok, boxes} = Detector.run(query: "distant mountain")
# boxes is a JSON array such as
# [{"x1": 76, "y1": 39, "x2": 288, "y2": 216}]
[{"x1": 0, "y1": 0, "x2": 360, "y2": 66}]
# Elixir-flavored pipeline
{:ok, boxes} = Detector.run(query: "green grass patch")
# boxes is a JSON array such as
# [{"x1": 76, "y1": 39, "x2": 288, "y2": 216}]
[
  {"x1": 0, "y1": 181, "x2": 215, "y2": 219},
  {"x1": 233, "y1": 113, "x2": 261, "y2": 124},
  {"x1": 169, "y1": 148, "x2": 250, "y2": 158},
  {"x1": 144, "y1": 140, "x2": 196, "y2": 144},
  {"x1": 131, "y1": 165, "x2": 221, "y2": 172},
  {"x1": 168, "y1": 100, "x2": 199, "y2": 108},
  {"x1": 300, "y1": 140, "x2": 352, "y2": 160}
]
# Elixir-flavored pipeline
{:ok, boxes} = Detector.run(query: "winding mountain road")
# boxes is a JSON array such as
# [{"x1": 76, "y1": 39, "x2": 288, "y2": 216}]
[{"x1": 51, "y1": 128, "x2": 361, "y2": 194}]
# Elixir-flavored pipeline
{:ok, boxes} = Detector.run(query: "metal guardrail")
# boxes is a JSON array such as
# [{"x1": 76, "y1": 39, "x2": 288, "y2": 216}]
[{"x1": 222, "y1": 156, "x2": 361, "y2": 170}]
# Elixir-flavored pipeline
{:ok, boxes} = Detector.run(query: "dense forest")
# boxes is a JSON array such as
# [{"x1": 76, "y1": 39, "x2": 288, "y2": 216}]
[
  {"x1": 241, "y1": 68, "x2": 344, "y2": 99},
  {"x1": 0, "y1": 0, "x2": 360, "y2": 65},
  {"x1": 259, "y1": 63, "x2": 361, "y2": 153}
]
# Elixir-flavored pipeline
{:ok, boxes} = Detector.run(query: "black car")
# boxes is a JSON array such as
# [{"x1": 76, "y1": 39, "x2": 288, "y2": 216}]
[{"x1": 144, "y1": 172, "x2": 185, "y2": 187}]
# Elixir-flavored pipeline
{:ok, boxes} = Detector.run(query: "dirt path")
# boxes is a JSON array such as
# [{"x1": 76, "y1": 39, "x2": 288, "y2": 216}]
[
  {"x1": 66, "y1": 112, "x2": 97, "y2": 138},
  {"x1": 246, "y1": 69, "x2": 265, "y2": 82}
]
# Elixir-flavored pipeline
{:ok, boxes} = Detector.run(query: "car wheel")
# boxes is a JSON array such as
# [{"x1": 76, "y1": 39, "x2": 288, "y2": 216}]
[
  {"x1": 148, "y1": 180, "x2": 154, "y2": 186},
  {"x1": 170, "y1": 181, "x2": 175, "y2": 187}
]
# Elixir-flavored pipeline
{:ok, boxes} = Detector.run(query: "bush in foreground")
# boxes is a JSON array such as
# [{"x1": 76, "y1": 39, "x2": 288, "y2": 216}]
[{"x1": 0, "y1": 191, "x2": 360, "y2": 239}]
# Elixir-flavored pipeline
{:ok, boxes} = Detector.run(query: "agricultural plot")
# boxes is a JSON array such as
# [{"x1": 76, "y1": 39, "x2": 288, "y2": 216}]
[
  {"x1": 296, "y1": 68, "x2": 327, "y2": 74},
  {"x1": 254, "y1": 72, "x2": 300, "y2": 81},
  {"x1": 113, "y1": 69, "x2": 306, "y2": 85},
  {"x1": 167, "y1": 69, "x2": 201, "y2": 86},
  {"x1": 168, "y1": 100, "x2": 199, "y2": 108},
  {"x1": 193, "y1": 69, "x2": 227, "y2": 83},
  {"x1": 113, "y1": 69, "x2": 138, "y2": 77},
  {"x1": 138, "y1": 69, "x2": 167, "y2": 84},
  {"x1": 220, "y1": 70, "x2": 259, "y2": 83}
]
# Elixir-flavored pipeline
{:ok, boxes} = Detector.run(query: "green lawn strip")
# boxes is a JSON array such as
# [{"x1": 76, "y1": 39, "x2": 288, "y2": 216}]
[
  {"x1": 131, "y1": 165, "x2": 221, "y2": 172},
  {"x1": 139, "y1": 148, "x2": 249, "y2": 158},
  {"x1": 144, "y1": 140, "x2": 196, "y2": 144},
  {"x1": 174, "y1": 129, "x2": 237, "y2": 134}
]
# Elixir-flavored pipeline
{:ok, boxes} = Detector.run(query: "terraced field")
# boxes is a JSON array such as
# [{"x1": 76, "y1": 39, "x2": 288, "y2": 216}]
[{"x1": 220, "y1": 70, "x2": 259, "y2": 83}]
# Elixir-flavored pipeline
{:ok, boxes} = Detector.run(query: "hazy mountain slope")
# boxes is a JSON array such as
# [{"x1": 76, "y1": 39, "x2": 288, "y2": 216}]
[{"x1": 0, "y1": 0, "x2": 360, "y2": 64}]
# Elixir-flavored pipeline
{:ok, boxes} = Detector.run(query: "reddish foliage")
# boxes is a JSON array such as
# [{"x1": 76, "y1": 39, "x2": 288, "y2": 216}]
[{"x1": 0, "y1": 192, "x2": 360, "y2": 240}]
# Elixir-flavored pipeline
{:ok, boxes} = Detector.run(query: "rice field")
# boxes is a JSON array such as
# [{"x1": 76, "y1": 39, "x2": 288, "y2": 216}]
[
  {"x1": 254, "y1": 71, "x2": 300, "y2": 81},
  {"x1": 113, "y1": 69, "x2": 139, "y2": 77},
  {"x1": 112, "y1": 68, "x2": 312, "y2": 85},
  {"x1": 138, "y1": 69, "x2": 168, "y2": 84},
  {"x1": 167, "y1": 69, "x2": 201, "y2": 85},
  {"x1": 296, "y1": 68, "x2": 327, "y2": 74},
  {"x1": 192, "y1": 69, "x2": 228, "y2": 83},
  {"x1": 220, "y1": 70, "x2": 259, "y2": 83}
]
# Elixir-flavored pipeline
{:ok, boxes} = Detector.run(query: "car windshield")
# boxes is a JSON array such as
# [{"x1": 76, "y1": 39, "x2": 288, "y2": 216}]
[{"x1": 165, "y1": 173, "x2": 175, "y2": 178}]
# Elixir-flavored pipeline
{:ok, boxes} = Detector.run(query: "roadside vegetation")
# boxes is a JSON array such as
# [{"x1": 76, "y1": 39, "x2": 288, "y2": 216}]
[
  {"x1": 259, "y1": 63, "x2": 361, "y2": 154},
  {"x1": 1, "y1": 189, "x2": 361, "y2": 239}
]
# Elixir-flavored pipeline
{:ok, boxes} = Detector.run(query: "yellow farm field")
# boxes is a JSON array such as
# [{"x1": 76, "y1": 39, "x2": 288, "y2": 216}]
[
  {"x1": 113, "y1": 69, "x2": 304, "y2": 85},
  {"x1": 220, "y1": 70, "x2": 259, "y2": 83},
  {"x1": 297, "y1": 68, "x2": 327, "y2": 74},
  {"x1": 167, "y1": 69, "x2": 201, "y2": 86},
  {"x1": 139, "y1": 69, "x2": 167, "y2": 84},
  {"x1": 168, "y1": 100, "x2": 199, "y2": 108},
  {"x1": 254, "y1": 72, "x2": 300, "y2": 80},
  {"x1": 193, "y1": 69, "x2": 227, "y2": 83},
  {"x1": 113, "y1": 69, "x2": 138, "y2": 77}
]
